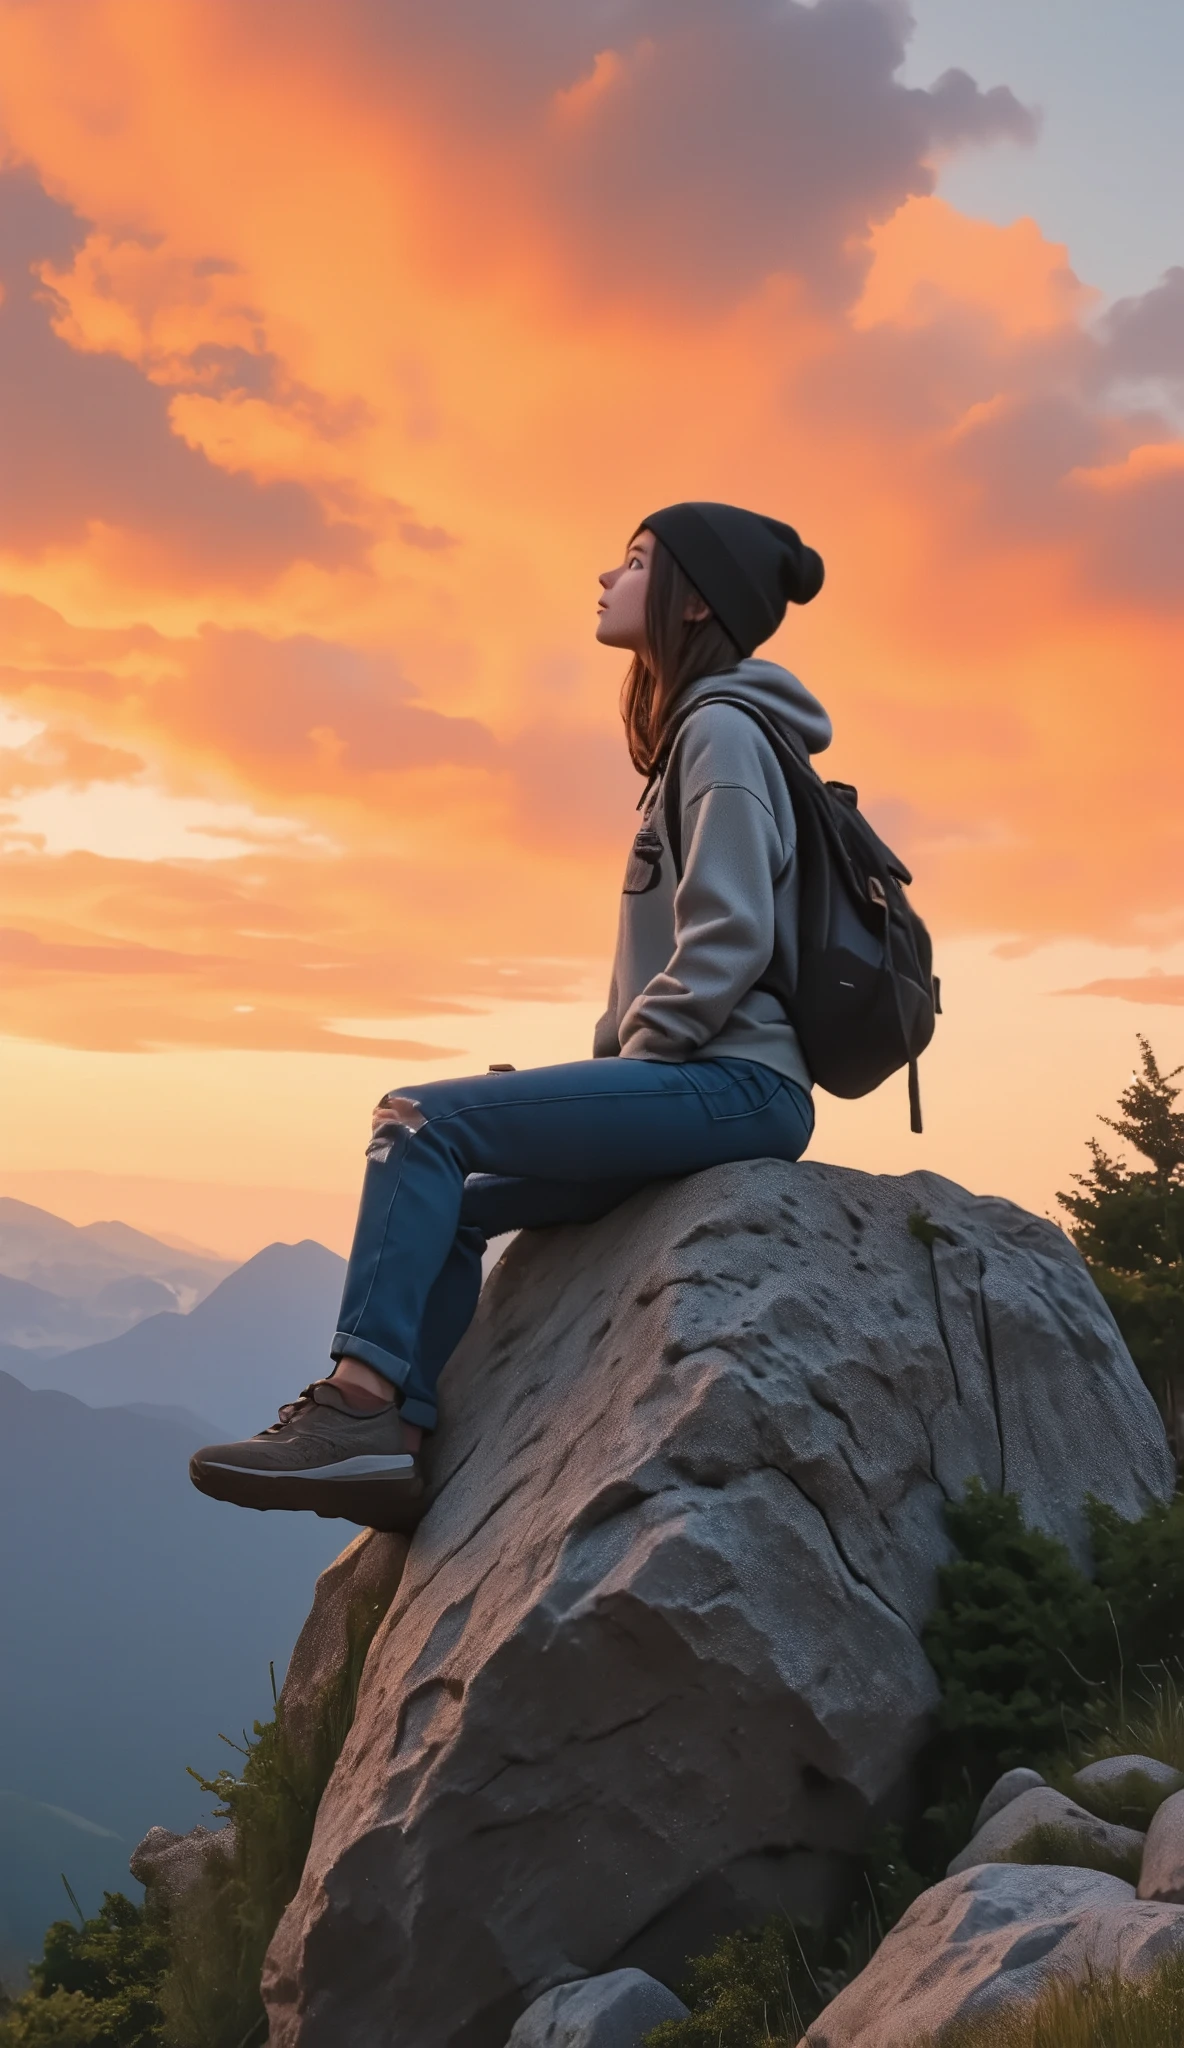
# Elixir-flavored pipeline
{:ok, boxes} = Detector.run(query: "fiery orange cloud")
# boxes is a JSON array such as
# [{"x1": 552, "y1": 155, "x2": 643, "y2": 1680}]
[{"x1": 0, "y1": 0, "x2": 1182, "y2": 1096}]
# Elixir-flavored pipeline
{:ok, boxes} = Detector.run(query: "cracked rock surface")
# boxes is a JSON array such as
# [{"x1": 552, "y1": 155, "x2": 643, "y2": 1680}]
[{"x1": 261, "y1": 1159, "x2": 1171, "y2": 2048}]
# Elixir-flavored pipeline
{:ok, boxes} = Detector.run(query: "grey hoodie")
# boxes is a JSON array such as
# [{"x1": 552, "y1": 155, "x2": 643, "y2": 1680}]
[{"x1": 592, "y1": 658, "x2": 833, "y2": 1088}]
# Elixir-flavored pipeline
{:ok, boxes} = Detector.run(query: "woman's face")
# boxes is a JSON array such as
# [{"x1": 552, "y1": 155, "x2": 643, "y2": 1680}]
[{"x1": 596, "y1": 529, "x2": 653, "y2": 656}]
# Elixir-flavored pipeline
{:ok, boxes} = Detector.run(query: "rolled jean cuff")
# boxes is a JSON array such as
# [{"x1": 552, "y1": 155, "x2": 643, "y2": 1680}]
[
  {"x1": 329, "y1": 1331, "x2": 411, "y2": 1390},
  {"x1": 398, "y1": 1391, "x2": 439, "y2": 1431}
]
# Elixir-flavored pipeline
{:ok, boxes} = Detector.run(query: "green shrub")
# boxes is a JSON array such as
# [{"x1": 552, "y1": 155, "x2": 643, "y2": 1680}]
[
  {"x1": 4, "y1": 1570, "x2": 390, "y2": 2048},
  {"x1": 1058, "y1": 1038, "x2": 1184, "y2": 1460},
  {"x1": 923, "y1": 1481, "x2": 1184, "y2": 1789},
  {"x1": 0, "y1": 1892, "x2": 168, "y2": 2048},
  {"x1": 935, "y1": 1947, "x2": 1184, "y2": 2046},
  {"x1": 159, "y1": 1583, "x2": 390, "y2": 2048},
  {"x1": 921, "y1": 1484, "x2": 1108, "y2": 1778},
  {"x1": 1087, "y1": 1494, "x2": 1184, "y2": 1675},
  {"x1": 0, "y1": 1987, "x2": 109, "y2": 2046},
  {"x1": 644, "y1": 1919, "x2": 831, "y2": 2048}
]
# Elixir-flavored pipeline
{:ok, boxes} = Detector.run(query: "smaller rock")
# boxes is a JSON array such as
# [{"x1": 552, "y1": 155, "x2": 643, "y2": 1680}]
[
  {"x1": 507, "y1": 1970, "x2": 689, "y2": 2048},
  {"x1": 972, "y1": 1767, "x2": 1046, "y2": 1835},
  {"x1": 1074, "y1": 1755, "x2": 1184, "y2": 1797},
  {"x1": 1138, "y1": 1789, "x2": 1184, "y2": 1904},
  {"x1": 277, "y1": 1527, "x2": 408, "y2": 1761},
  {"x1": 948, "y1": 1785, "x2": 1144, "y2": 1878},
  {"x1": 801, "y1": 1863, "x2": 1184, "y2": 2047},
  {"x1": 129, "y1": 1822, "x2": 235, "y2": 1901}
]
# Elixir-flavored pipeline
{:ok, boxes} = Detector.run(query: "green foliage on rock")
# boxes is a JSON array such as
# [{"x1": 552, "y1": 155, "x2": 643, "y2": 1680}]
[
  {"x1": 1043, "y1": 1760, "x2": 1178, "y2": 1834},
  {"x1": 159, "y1": 1590, "x2": 383, "y2": 2048},
  {"x1": 997, "y1": 1821, "x2": 1142, "y2": 1886},
  {"x1": 1058, "y1": 1038, "x2": 1184, "y2": 1455}
]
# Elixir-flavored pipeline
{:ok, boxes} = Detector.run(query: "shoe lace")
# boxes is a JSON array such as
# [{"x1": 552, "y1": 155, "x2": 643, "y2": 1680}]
[{"x1": 263, "y1": 1384, "x2": 320, "y2": 1433}]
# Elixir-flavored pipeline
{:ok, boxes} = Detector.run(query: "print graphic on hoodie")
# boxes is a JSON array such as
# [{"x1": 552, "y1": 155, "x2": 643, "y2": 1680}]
[
  {"x1": 593, "y1": 657, "x2": 832, "y2": 1090},
  {"x1": 623, "y1": 824, "x2": 666, "y2": 895}
]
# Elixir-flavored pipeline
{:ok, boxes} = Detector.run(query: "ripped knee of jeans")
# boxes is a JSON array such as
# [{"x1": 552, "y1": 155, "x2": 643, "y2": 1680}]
[{"x1": 367, "y1": 1093, "x2": 426, "y2": 1163}]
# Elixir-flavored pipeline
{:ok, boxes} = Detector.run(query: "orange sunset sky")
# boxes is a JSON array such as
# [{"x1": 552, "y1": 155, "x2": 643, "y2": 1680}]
[{"x1": 1, "y1": 0, "x2": 1182, "y2": 1259}]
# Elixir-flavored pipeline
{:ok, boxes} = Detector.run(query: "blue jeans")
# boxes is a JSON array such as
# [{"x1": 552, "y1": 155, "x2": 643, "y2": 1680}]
[{"x1": 330, "y1": 1055, "x2": 813, "y2": 1430}]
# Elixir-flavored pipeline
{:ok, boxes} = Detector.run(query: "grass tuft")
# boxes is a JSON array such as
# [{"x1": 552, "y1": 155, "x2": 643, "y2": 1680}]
[
  {"x1": 1045, "y1": 1761, "x2": 1178, "y2": 1834},
  {"x1": 935, "y1": 1949, "x2": 1184, "y2": 2046},
  {"x1": 995, "y1": 1822, "x2": 1143, "y2": 1887},
  {"x1": 1075, "y1": 1663, "x2": 1184, "y2": 1784}
]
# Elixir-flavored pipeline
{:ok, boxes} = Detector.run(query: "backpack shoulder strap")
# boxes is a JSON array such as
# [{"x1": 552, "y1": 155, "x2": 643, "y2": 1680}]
[{"x1": 659, "y1": 694, "x2": 809, "y2": 881}]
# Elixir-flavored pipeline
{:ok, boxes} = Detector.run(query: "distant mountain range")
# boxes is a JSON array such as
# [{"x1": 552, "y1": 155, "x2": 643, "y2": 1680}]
[
  {"x1": 0, "y1": 1372, "x2": 343, "y2": 1987},
  {"x1": 0, "y1": 1204, "x2": 356, "y2": 1984},
  {"x1": 0, "y1": 1199, "x2": 234, "y2": 1352},
  {"x1": 12, "y1": 1237, "x2": 349, "y2": 1438}
]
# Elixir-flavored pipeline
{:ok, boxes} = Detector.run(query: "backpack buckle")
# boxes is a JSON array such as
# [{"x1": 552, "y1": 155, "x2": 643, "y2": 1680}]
[{"x1": 867, "y1": 875, "x2": 888, "y2": 909}]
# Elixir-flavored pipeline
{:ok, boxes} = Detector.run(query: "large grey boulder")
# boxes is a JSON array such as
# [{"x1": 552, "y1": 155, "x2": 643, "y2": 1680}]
[
  {"x1": 1138, "y1": 1789, "x2": 1184, "y2": 1903},
  {"x1": 507, "y1": 1970, "x2": 688, "y2": 2047},
  {"x1": 948, "y1": 1785, "x2": 1145, "y2": 1878},
  {"x1": 261, "y1": 1160, "x2": 1171, "y2": 2048},
  {"x1": 801, "y1": 1864, "x2": 1184, "y2": 2046}
]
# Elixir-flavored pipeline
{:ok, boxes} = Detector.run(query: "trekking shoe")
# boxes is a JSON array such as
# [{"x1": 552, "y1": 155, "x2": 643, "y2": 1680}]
[{"x1": 189, "y1": 1379, "x2": 425, "y2": 1532}]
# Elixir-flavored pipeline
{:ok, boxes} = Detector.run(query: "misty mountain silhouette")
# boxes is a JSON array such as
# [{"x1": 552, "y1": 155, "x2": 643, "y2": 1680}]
[
  {"x1": 0, "y1": 1198, "x2": 233, "y2": 1349},
  {"x1": 11, "y1": 1239, "x2": 348, "y2": 1438},
  {"x1": 0, "y1": 1269, "x2": 154, "y2": 1353},
  {"x1": 0, "y1": 1372, "x2": 341, "y2": 1971}
]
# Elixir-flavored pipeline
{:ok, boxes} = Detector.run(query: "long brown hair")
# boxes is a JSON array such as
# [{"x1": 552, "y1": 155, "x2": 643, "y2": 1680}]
[{"x1": 620, "y1": 533, "x2": 740, "y2": 775}]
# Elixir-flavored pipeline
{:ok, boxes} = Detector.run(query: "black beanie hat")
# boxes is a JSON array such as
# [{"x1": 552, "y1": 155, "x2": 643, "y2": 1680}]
[{"x1": 639, "y1": 500, "x2": 824, "y2": 658}]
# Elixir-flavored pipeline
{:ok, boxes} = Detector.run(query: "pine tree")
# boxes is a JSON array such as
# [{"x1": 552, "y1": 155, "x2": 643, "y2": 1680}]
[{"x1": 1059, "y1": 1038, "x2": 1184, "y2": 1457}]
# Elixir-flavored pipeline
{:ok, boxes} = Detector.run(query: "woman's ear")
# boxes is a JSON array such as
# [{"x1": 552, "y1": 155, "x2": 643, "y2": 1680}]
[{"x1": 683, "y1": 594, "x2": 711, "y2": 623}]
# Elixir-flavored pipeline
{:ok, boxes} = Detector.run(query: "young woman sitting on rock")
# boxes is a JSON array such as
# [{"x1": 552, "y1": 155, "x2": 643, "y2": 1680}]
[{"x1": 191, "y1": 501, "x2": 829, "y2": 1531}]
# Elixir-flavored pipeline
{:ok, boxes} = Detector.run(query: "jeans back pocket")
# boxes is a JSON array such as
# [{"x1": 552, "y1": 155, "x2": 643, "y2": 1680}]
[{"x1": 684, "y1": 1058, "x2": 786, "y2": 1120}]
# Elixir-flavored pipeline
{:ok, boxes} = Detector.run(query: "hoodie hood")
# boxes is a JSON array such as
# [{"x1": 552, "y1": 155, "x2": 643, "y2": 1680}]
[{"x1": 677, "y1": 657, "x2": 832, "y2": 757}]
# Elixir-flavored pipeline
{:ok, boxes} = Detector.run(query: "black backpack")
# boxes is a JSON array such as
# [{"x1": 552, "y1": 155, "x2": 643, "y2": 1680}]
[{"x1": 660, "y1": 695, "x2": 940, "y2": 1132}]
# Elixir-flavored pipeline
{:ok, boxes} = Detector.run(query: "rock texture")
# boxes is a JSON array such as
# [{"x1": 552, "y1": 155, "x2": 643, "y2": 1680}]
[
  {"x1": 129, "y1": 1821, "x2": 235, "y2": 1901},
  {"x1": 507, "y1": 1970, "x2": 688, "y2": 2048},
  {"x1": 277, "y1": 1528, "x2": 408, "y2": 1760},
  {"x1": 948, "y1": 1785, "x2": 1145, "y2": 1878},
  {"x1": 261, "y1": 1159, "x2": 1172, "y2": 2048},
  {"x1": 800, "y1": 1863, "x2": 1184, "y2": 2046},
  {"x1": 1075, "y1": 1755, "x2": 1184, "y2": 1799},
  {"x1": 1138, "y1": 1789, "x2": 1184, "y2": 1903},
  {"x1": 972, "y1": 1767, "x2": 1046, "y2": 1835}
]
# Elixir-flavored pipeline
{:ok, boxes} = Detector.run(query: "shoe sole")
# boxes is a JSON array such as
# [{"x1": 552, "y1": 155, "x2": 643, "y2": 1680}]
[{"x1": 190, "y1": 1452, "x2": 425, "y2": 1533}]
